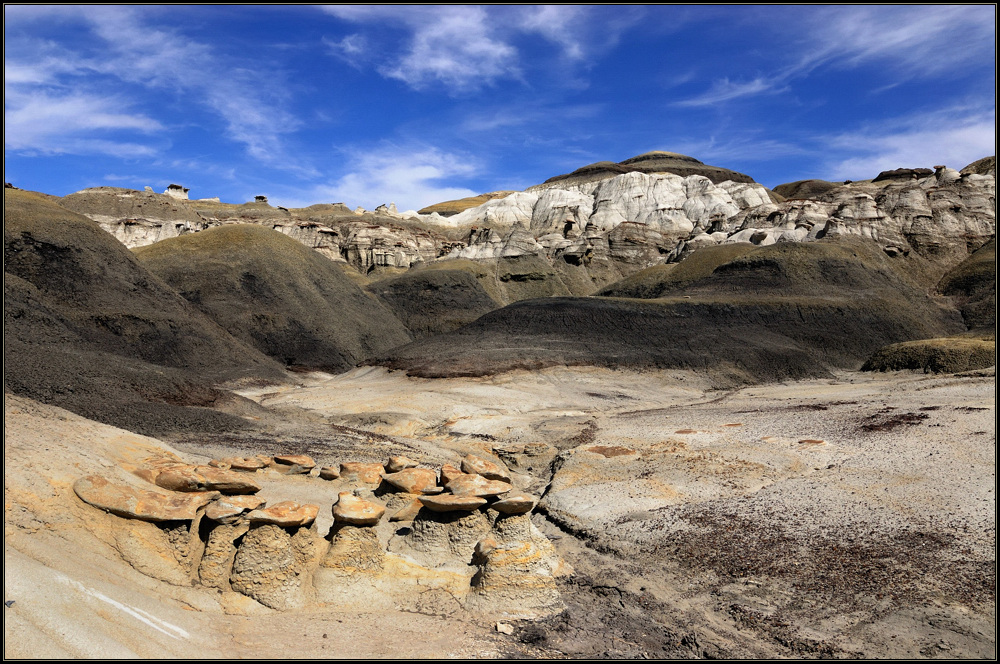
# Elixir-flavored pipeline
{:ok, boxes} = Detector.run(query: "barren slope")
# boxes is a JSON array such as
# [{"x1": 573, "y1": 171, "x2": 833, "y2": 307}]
[
  {"x1": 4, "y1": 188, "x2": 285, "y2": 435},
  {"x1": 134, "y1": 224, "x2": 412, "y2": 372}
]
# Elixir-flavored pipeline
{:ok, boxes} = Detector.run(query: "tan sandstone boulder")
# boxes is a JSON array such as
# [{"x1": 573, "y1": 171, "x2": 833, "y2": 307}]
[
  {"x1": 246, "y1": 501, "x2": 319, "y2": 527},
  {"x1": 73, "y1": 475, "x2": 219, "y2": 521},
  {"x1": 491, "y1": 492, "x2": 538, "y2": 515},
  {"x1": 333, "y1": 492, "x2": 385, "y2": 526},
  {"x1": 340, "y1": 462, "x2": 384, "y2": 484},
  {"x1": 381, "y1": 467, "x2": 437, "y2": 494},
  {"x1": 385, "y1": 455, "x2": 418, "y2": 473},
  {"x1": 204, "y1": 495, "x2": 267, "y2": 523},
  {"x1": 447, "y1": 474, "x2": 513, "y2": 498},
  {"x1": 418, "y1": 494, "x2": 488, "y2": 512},
  {"x1": 461, "y1": 455, "x2": 511, "y2": 482}
]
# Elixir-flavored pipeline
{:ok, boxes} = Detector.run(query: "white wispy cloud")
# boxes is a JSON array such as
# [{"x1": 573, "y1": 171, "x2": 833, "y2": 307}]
[
  {"x1": 323, "y1": 34, "x2": 369, "y2": 68},
  {"x1": 805, "y1": 5, "x2": 995, "y2": 75},
  {"x1": 676, "y1": 5, "x2": 995, "y2": 106},
  {"x1": 4, "y1": 89, "x2": 162, "y2": 157},
  {"x1": 515, "y1": 5, "x2": 588, "y2": 60},
  {"x1": 4, "y1": 7, "x2": 305, "y2": 168},
  {"x1": 278, "y1": 144, "x2": 479, "y2": 211},
  {"x1": 460, "y1": 102, "x2": 604, "y2": 133},
  {"x1": 319, "y1": 5, "x2": 639, "y2": 92},
  {"x1": 322, "y1": 6, "x2": 519, "y2": 91},
  {"x1": 673, "y1": 77, "x2": 784, "y2": 107},
  {"x1": 824, "y1": 106, "x2": 996, "y2": 180},
  {"x1": 669, "y1": 136, "x2": 810, "y2": 163}
]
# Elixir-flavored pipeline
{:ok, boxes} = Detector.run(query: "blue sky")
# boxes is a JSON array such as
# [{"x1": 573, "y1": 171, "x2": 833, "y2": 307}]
[{"x1": 4, "y1": 5, "x2": 996, "y2": 210}]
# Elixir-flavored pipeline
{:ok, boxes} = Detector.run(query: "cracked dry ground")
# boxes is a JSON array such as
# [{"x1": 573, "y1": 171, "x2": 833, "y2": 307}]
[{"x1": 4, "y1": 366, "x2": 996, "y2": 658}]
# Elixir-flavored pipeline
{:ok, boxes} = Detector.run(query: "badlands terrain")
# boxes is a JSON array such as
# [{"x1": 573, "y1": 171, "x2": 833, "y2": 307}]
[{"x1": 4, "y1": 152, "x2": 996, "y2": 658}]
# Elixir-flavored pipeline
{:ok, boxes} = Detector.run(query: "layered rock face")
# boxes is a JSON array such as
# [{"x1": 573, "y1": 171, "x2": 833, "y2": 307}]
[
  {"x1": 55, "y1": 153, "x2": 994, "y2": 289},
  {"x1": 443, "y1": 172, "x2": 773, "y2": 265},
  {"x1": 448, "y1": 161, "x2": 994, "y2": 277},
  {"x1": 59, "y1": 188, "x2": 453, "y2": 271},
  {"x1": 698, "y1": 165, "x2": 996, "y2": 270},
  {"x1": 74, "y1": 452, "x2": 567, "y2": 618}
]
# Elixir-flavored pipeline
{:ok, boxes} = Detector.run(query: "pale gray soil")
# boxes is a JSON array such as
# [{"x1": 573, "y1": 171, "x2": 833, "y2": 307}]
[{"x1": 4, "y1": 366, "x2": 995, "y2": 658}]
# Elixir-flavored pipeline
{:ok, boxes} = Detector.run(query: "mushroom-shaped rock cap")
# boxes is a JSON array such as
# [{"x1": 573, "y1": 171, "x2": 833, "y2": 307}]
[
  {"x1": 439, "y1": 464, "x2": 464, "y2": 486},
  {"x1": 141, "y1": 464, "x2": 261, "y2": 495},
  {"x1": 74, "y1": 475, "x2": 220, "y2": 521},
  {"x1": 246, "y1": 501, "x2": 319, "y2": 527},
  {"x1": 385, "y1": 455, "x2": 418, "y2": 473},
  {"x1": 418, "y1": 494, "x2": 488, "y2": 513},
  {"x1": 205, "y1": 495, "x2": 267, "y2": 522},
  {"x1": 319, "y1": 466, "x2": 340, "y2": 480},
  {"x1": 273, "y1": 454, "x2": 316, "y2": 468},
  {"x1": 461, "y1": 455, "x2": 511, "y2": 482},
  {"x1": 381, "y1": 468, "x2": 437, "y2": 494},
  {"x1": 447, "y1": 474, "x2": 513, "y2": 498},
  {"x1": 333, "y1": 492, "x2": 385, "y2": 526},
  {"x1": 490, "y1": 492, "x2": 538, "y2": 515},
  {"x1": 221, "y1": 457, "x2": 267, "y2": 471},
  {"x1": 340, "y1": 462, "x2": 384, "y2": 484}
]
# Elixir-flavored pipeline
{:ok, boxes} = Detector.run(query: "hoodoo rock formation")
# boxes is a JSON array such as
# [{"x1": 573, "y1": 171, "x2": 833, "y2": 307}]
[{"x1": 72, "y1": 450, "x2": 565, "y2": 618}]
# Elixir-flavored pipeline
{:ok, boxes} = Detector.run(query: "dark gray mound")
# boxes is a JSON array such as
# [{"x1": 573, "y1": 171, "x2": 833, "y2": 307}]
[
  {"x1": 872, "y1": 167, "x2": 934, "y2": 183},
  {"x1": 366, "y1": 267, "x2": 500, "y2": 339},
  {"x1": 134, "y1": 224, "x2": 412, "y2": 371},
  {"x1": 861, "y1": 337, "x2": 995, "y2": 374},
  {"x1": 937, "y1": 237, "x2": 996, "y2": 331},
  {"x1": 960, "y1": 155, "x2": 996, "y2": 177},
  {"x1": 600, "y1": 238, "x2": 947, "y2": 301},
  {"x1": 373, "y1": 238, "x2": 964, "y2": 385},
  {"x1": 772, "y1": 179, "x2": 843, "y2": 200},
  {"x1": 4, "y1": 188, "x2": 283, "y2": 434},
  {"x1": 543, "y1": 151, "x2": 757, "y2": 187},
  {"x1": 366, "y1": 255, "x2": 627, "y2": 339}
]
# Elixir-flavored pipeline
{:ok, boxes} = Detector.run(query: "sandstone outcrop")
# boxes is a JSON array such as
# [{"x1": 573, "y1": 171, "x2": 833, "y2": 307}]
[
  {"x1": 204, "y1": 495, "x2": 267, "y2": 523},
  {"x1": 230, "y1": 523, "x2": 321, "y2": 610},
  {"x1": 73, "y1": 450, "x2": 568, "y2": 619},
  {"x1": 467, "y1": 512, "x2": 564, "y2": 618},
  {"x1": 246, "y1": 501, "x2": 319, "y2": 527},
  {"x1": 332, "y1": 492, "x2": 385, "y2": 526},
  {"x1": 339, "y1": 462, "x2": 385, "y2": 484},
  {"x1": 73, "y1": 475, "x2": 220, "y2": 521},
  {"x1": 138, "y1": 464, "x2": 261, "y2": 494},
  {"x1": 198, "y1": 521, "x2": 250, "y2": 589},
  {"x1": 52, "y1": 154, "x2": 994, "y2": 302},
  {"x1": 381, "y1": 467, "x2": 438, "y2": 493},
  {"x1": 418, "y1": 494, "x2": 489, "y2": 512},
  {"x1": 460, "y1": 454, "x2": 512, "y2": 482},
  {"x1": 446, "y1": 474, "x2": 514, "y2": 498},
  {"x1": 540, "y1": 151, "x2": 758, "y2": 188}
]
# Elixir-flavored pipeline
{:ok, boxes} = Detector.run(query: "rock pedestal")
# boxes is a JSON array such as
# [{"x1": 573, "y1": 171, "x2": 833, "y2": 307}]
[
  {"x1": 198, "y1": 521, "x2": 250, "y2": 589},
  {"x1": 467, "y1": 512, "x2": 564, "y2": 618},
  {"x1": 229, "y1": 523, "x2": 321, "y2": 611}
]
